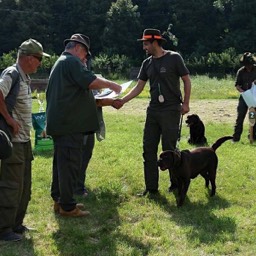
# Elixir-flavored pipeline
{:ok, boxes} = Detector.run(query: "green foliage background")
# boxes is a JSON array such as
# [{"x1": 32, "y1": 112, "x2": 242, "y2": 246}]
[{"x1": 0, "y1": 0, "x2": 255, "y2": 77}]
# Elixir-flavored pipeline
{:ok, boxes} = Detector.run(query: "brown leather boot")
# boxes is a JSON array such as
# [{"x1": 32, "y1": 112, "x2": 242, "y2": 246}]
[
  {"x1": 59, "y1": 206, "x2": 90, "y2": 217},
  {"x1": 53, "y1": 201, "x2": 85, "y2": 213}
]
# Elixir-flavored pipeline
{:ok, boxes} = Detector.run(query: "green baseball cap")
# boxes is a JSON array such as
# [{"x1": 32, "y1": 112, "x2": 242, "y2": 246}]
[{"x1": 18, "y1": 38, "x2": 50, "y2": 57}]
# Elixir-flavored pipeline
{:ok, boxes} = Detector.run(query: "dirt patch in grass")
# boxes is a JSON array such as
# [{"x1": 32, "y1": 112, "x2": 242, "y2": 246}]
[{"x1": 105, "y1": 98, "x2": 240, "y2": 124}]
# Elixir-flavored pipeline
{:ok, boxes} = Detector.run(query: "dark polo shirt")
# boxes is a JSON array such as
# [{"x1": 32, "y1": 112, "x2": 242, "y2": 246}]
[
  {"x1": 235, "y1": 64, "x2": 256, "y2": 91},
  {"x1": 46, "y1": 52, "x2": 98, "y2": 136},
  {"x1": 138, "y1": 51, "x2": 189, "y2": 111}
]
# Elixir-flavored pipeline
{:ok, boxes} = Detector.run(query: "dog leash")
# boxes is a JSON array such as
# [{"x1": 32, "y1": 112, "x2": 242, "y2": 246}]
[{"x1": 177, "y1": 114, "x2": 183, "y2": 143}]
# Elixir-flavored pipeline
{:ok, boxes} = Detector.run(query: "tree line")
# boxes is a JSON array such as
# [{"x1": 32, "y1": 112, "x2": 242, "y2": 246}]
[{"x1": 0, "y1": 0, "x2": 255, "y2": 77}]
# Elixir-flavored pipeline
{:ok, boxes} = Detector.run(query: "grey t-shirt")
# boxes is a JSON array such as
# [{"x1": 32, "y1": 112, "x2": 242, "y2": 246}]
[{"x1": 138, "y1": 51, "x2": 189, "y2": 110}]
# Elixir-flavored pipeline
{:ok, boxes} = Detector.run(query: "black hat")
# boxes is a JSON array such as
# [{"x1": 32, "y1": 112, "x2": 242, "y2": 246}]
[
  {"x1": 240, "y1": 52, "x2": 256, "y2": 65},
  {"x1": 0, "y1": 130, "x2": 12, "y2": 159},
  {"x1": 64, "y1": 33, "x2": 91, "y2": 56},
  {"x1": 137, "y1": 29, "x2": 167, "y2": 42}
]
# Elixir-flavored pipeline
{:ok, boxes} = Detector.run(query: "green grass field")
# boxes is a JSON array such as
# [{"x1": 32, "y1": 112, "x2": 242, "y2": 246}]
[{"x1": 1, "y1": 76, "x2": 256, "y2": 256}]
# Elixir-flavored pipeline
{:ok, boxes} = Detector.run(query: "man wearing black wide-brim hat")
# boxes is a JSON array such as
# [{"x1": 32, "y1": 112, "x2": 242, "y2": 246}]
[
  {"x1": 233, "y1": 52, "x2": 256, "y2": 142},
  {"x1": 46, "y1": 33, "x2": 121, "y2": 217},
  {"x1": 113, "y1": 28, "x2": 191, "y2": 196}
]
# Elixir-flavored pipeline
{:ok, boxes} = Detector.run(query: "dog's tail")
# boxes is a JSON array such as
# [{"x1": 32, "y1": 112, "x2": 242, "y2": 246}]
[{"x1": 211, "y1": 136, "x2": 233, "y2": 151}]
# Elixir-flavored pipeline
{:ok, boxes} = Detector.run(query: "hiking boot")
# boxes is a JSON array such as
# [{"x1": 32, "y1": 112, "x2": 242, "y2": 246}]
[
  {"x1": 53, "y1": 201, "x2": 85, "y2": 213},
  {"x1": 0, "y1": 231, "x2": 22, "y2": 242},
  {"x1": 13, "y1": 225, "x2": 34, "y2": 234},
  {"x1": 59, "y1": 206, "x2": 90, "y2": 217}
]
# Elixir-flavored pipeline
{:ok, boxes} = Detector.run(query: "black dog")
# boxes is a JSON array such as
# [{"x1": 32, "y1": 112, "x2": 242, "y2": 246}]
[
  {"x1": 186, "y1": 114, "x2": 207, "y2": 145},
  {"x1": 157, "y1": 136, "x2": 233, "y2": 207}
]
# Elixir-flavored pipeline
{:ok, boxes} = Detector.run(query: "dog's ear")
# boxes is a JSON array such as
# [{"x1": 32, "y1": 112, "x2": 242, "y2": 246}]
[
  {"x1": 173, "y1": 149, "x2": 182, "y2": 168},
  {"x1": 194, "y1": 114, "x2": 200, "y2": 120}
]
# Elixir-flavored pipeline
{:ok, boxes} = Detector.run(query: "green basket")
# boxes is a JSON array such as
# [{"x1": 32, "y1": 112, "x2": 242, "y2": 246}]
[
  {"x1": 32, "y1": 112, "x2": 53, "y2": 151},
  {"x1": 34, "y1": 136, "x2": 53, "y2": 151}
]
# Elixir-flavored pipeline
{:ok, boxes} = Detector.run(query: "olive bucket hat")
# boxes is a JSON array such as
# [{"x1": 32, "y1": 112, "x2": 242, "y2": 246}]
[
  {"x1": 64, "y1": 33, "x2": 91, "y2": 56},
  {"x1": 137, "y1": 28, "x2": 167, "y2": 42},
  {"x1": 240, "y1": 52, "x2": 256, "y2": 65}
]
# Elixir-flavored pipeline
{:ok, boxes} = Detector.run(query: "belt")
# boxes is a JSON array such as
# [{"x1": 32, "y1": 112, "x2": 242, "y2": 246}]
[{"x1": 13, "y1": 140, "x2": 30, "y2": 145}]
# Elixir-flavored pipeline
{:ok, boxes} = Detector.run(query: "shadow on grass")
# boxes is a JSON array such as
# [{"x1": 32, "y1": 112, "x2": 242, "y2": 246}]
[
  {"x1": 52, "y1": 188, "x2": 149, "y2": 256},
  {"x1": 0, "y1": 234, "x2": 35, "y2": 256},
  {"x1": 151, "y1": 191, "x2": 236, "y2": 245}
]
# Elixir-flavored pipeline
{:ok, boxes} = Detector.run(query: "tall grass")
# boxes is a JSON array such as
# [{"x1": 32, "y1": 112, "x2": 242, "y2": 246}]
[
  {"x1": 115, "y1": 75, "x2": 237, "y2": 100},
  {"x1": 1, "y1": 76, "x2": 255, "y2": 256},
  {"x1": 190, "y1": 75, "x2": 237, "y2": 99}
]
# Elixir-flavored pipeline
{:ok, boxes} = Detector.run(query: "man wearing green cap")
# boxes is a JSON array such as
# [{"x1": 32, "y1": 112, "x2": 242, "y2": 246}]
[{"x1": 0, "y1": 38, "x2": 50, "y2": 241}]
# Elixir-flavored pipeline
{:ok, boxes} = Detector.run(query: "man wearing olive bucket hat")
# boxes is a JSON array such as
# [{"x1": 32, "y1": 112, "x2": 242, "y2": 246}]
[
  {"x1": 113, "y1": 29, "x2": 191, "y2": 196},
  {"x1": 232, "y1": 52, "x2": 256, "y2": 142},
  {"x1": 46, "y1": 33, "x2": 121, "y2": 217}
]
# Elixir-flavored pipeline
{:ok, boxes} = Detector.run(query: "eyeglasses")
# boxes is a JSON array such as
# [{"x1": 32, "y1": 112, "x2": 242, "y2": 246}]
[{"x1": 31, "y1": 55, "x2": 42, "y2": 62}]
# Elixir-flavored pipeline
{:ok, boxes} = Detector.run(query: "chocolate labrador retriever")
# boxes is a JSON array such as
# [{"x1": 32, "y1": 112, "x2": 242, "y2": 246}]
[{"x1": 157, "y1": 136, "x2": 233, "y2": 207}]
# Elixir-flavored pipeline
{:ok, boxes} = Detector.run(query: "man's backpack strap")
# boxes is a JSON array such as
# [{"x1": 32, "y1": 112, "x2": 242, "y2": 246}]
[
  {"x1": 1, "y1": 64, "x2": 21, "y2": 112},
  {"x1": 0, "y1": 65, "x2": 20, "y2": 156}
]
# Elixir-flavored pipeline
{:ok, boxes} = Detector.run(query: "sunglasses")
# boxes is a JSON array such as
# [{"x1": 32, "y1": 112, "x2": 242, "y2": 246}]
[{"x1": 31, "y1": 55, "x2": 43, "y2": 62}]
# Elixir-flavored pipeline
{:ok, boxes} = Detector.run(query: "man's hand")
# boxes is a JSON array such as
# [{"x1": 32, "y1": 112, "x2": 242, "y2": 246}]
[
  {"x1": 112, "y1": 99, "x2": 124, "y2": 109},
  {"x1": 6, "y1": 116, "x2": 21, "y2": 136},
  {"x1": 181, "y1": 103, "x2": 190, "y2": 115},
  {"x1": 110, "y1": 82, "x2": 122, "y2": 94},
  {"x1": 236, "y1": 85, "x2": 244, "y2": 93}
]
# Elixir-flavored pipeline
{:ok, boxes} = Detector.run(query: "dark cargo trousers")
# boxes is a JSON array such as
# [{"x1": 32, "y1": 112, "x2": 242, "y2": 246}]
[
  {"x1": 75, "y1": 134, "x2": 95, "y2": 195},
  {"x1": 0, "y1": 142, "x2": 33, "y2": 234},
  {"x1": 143, "y1": 109, "x2": 181, "y2": 191},
  {"x1": 233, "y1": 96, "x2": 256, "y2": 141},
  {"x1": 51, "y1": 134, "x2": 83, "y2": 211}
]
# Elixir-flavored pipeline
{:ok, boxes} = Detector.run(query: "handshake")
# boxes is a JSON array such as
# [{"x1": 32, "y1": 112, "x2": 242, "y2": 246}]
[
  {"x1": 95, "y1": 98, "x2": 125, "y2": 109},
  {"x1": 112, "y1": 99, "x2": 124, "y2": 109}
]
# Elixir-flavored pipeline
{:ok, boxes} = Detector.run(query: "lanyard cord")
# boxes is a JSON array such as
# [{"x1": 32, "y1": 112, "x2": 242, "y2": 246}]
[{"x1": 158, "y1": 83, "x2": 162, "y2": 95}]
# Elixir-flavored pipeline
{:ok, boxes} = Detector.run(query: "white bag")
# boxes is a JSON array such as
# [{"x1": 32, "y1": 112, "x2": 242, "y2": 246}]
[{"x1": 242, "y1": 83, "x2": 256, "y2": 107}]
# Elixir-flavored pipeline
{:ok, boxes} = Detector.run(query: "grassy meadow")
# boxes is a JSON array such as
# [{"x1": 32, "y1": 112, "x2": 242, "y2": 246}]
[{"x1": 0, "y1": 75, "x2": 256, "y2": 255}]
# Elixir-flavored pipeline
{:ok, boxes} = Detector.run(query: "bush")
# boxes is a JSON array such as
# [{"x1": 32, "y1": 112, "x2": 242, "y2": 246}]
[
  {"x1": 0, "y1": 50, "x2": 59, "y2": 78},
  {"x1": 0, "y1": 48, "x2": 246, "y2": 79},
  {"x1": 92, "y1": 53, "x2": 132, "y2": 79},
  {"x1": 0, "y1": 50, "x2": 17, "y2": 70},
  {"x1": 186, "y1": 48, "x2": 241, "y2": 77},
  {"x1": 206, "y1": 47, "x2": 238, "y2": 74}
]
